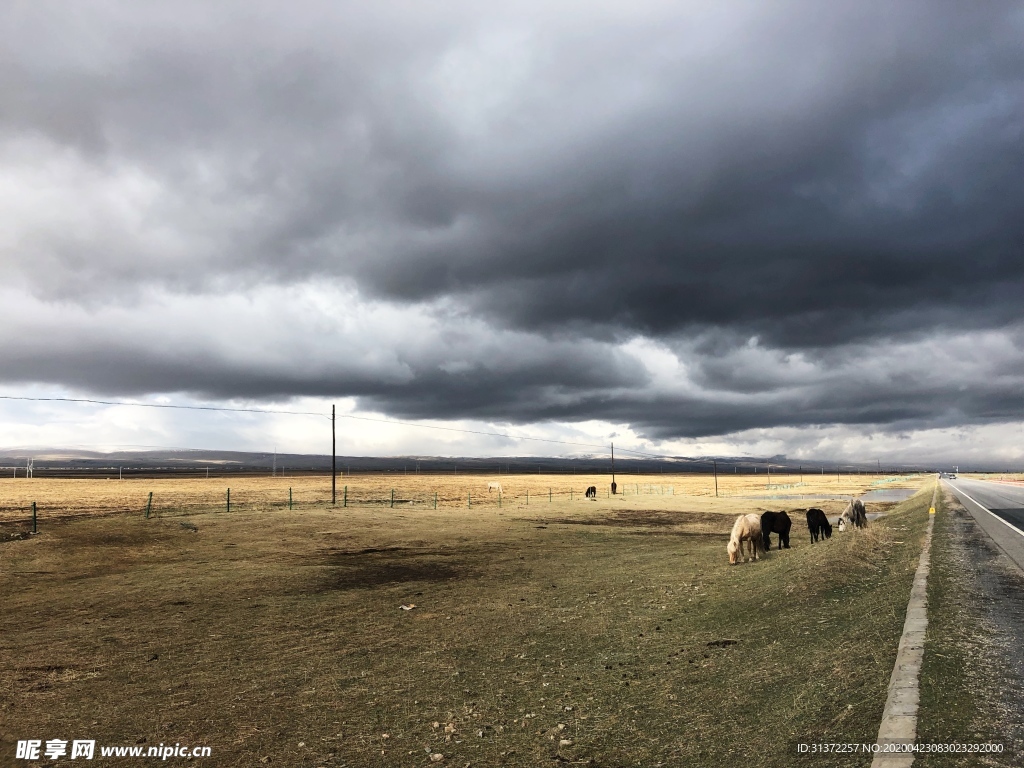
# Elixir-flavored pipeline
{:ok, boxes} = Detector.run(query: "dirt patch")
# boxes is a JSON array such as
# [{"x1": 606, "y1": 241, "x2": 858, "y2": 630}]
[
  {"x1": 308, "y1": 547, "x2": 481, "y2": 592},
  {"x1": 316, "y1": 560, "x2": 471, "y2": 591},
  {"x1": 543, "y1": 509, "x2": 731, "y2": 528}
]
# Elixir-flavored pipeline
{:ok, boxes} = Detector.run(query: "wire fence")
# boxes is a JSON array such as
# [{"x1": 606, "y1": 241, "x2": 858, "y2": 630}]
[
  {"x1": 0, "y1": 480, "x2": 686, "y2": 534},
  {"x1": 1, "y1": 470, "x2": 934, "y2": 536}
]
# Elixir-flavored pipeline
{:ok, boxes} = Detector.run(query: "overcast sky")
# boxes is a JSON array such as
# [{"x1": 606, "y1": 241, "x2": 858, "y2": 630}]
[{"x1": 2, "y1": 1, "x2": 1023, "y2": 465}]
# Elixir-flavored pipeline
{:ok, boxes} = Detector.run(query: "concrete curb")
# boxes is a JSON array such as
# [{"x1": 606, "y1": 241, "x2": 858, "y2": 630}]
[{"x1": 870, "y1": 484, "x2": 936, "y2": 768}]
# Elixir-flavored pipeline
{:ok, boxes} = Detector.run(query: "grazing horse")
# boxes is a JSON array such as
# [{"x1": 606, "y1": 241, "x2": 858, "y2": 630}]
[
  {"x1": 727, "y1": 513, "x2": 763, "y2": 564},
  {"x1": 760, "y1": 510, "x2": 792, "y2": 551},
  {"x1": 585, "y1": 486, "x2": 597, "y2": 499},
  {"x1": 839, "y1": 498, "x2": 867, "y2": 530},
  {"x1": 487, "y1": 482, "x2": 503, "y2": 494},
  {"x1": 806, "y1": 508, "x2": 832, "y2": 543}
]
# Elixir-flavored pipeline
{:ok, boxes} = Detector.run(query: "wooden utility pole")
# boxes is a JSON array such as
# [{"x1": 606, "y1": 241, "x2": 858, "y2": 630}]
[
  {"x1": 332, "y1": 404, "x2": 337, "y2": 506},
  {"x1": 606, "y1": 444, "x2": 614, "y2": 499},
  {"x1": 713, "y1": 460, "x2": 719, "y2": 497}
]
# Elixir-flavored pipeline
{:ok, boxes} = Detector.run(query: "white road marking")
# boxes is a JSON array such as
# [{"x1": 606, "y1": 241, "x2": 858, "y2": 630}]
[{"x1": 945, "y1": 481, "x2": 1024, "y2": 538}]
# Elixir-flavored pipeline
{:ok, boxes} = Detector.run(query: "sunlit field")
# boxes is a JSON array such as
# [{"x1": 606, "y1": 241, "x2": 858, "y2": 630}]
[{"x1": 0, "y1": 471, "x2": 925, "y2": 525}]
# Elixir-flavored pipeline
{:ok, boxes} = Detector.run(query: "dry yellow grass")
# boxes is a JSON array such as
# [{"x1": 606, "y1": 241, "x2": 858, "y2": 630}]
[
  {"x1": 0, "y1": 471, "x2": 925, "y2": 525},
  {"x1": 0, "y1": 479, "x2": 935, "y2": 767}
]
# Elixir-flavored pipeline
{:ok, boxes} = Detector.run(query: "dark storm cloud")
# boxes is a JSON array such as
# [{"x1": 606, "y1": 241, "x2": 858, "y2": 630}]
[
  {"x1": 365, "y1": 326, "x2": 1024, "y2": 437},
  {"x1": 2, "y1": 0, "x2": 1024, "y2": 443},
  {"x1": 0, "y1": 287, "x2": 648, "y2": 407}
]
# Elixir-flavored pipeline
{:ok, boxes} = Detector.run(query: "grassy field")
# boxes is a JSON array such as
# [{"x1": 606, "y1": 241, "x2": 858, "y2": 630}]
[
  {"x1": 1, "y1": 475, "x2": 931, "y2": 767},
  {"x1": 0, "y1": 471, "x2": 924, "y2": 524}
]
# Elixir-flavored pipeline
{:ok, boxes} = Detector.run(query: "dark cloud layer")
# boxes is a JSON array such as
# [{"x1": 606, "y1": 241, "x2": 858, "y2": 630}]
[{"x1": 2, "y1": 1, "x2": 1023, "y2": 446}]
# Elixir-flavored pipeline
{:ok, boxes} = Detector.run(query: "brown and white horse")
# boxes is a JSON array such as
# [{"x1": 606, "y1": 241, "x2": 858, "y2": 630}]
[{"x1": 838, "y1": 498, "x2": 867, "y2": 530}]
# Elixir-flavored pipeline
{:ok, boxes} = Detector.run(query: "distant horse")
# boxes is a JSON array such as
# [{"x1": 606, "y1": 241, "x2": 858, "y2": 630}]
[
  {"x1": 760, "y1": 511, "x2": 792, "y2": 551},
  {"x1": 487, "y1": 482, "x2": 503, "y2": 494},
  {"x1": 585, "y1": 486, "x2": 597, "y2": 499},
  {"x1": 806, "y1": 508, "x2": 832, "y2": 543},
  {"x1": 727, "y1": 513, "x2": 763, "y2": 565},
  {"x1": 839, "y1": 498, "x2": 867, "y2": 530}
]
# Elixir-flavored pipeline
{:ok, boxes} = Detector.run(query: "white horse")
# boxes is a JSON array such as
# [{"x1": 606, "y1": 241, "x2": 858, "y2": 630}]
[
  {"x1": 487, "y1": 482, "x2": 503, "y2": 494},
  {"x1": 727, "y1": 513, "x2": 763, "y2": 564}
]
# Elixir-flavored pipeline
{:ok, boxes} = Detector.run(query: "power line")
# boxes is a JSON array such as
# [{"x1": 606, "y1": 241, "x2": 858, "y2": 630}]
[
  {"x1": 0, "y1": 393, "x2": 691, "y2": 459},
  {"x1": 0, "y1": 395, "x2": 326, "y2": 418}
]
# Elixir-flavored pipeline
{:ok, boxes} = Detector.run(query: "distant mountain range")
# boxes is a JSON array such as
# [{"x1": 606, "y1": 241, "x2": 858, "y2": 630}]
[{"x1": 0, "y1": 448, "x2": 941, "y2": 476}]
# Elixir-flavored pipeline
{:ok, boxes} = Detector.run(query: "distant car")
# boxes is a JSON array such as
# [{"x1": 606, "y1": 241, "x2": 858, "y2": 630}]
[{"x1": 949, "y1": 473, "x2": 957, "y2": 479}]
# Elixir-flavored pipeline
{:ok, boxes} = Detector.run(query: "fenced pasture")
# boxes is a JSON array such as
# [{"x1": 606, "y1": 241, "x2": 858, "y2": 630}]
[
  {"x1": 0, "y1": 475, "x2": 933, "y2": 766},
  {"x1": 0, "y1": 472, "x2": 924, "y2": 528}
]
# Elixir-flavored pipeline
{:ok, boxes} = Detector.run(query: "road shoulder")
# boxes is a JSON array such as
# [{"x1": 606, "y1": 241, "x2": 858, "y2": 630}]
[{"x1": 916, "y1": 491, "x2": 1024, "y2": 766}]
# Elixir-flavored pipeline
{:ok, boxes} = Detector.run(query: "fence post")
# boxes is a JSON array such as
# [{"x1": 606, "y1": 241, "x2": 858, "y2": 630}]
[
  {"x1": 32, "y1": 501, "x2": 37, "y2": 534},
  {"x1": 434, "y1": 491, "x2": 437, "y2": 510},
  {"x1": 391, "y1": 489, "x2": 395, "y2": 509},
  {"x1": 549, "y1": 487, "x2": 552, "y2": 502},
  {"x1": 570, "y1": 489, "x2": 573, "y2": 501},
  {"x1": 344, "y1": 486, "x2": 348, "y2": 507},
  {"x1": 226, "y1": 488, "x2": 231, "y2": 514},
  {"x1": 498, "y1": 492, "x2": 502, "y2": 508},
  {"x1": 526, "y1": 489, "x2": 529, "y2": 505},
  {"x1": 468, "y1": 491, "x2": 472, "y2": 509},
  {"x1": 145, "y1": 492, "x2": 153, "y2": 519},
  {"x1": 289, "y1": 487, "x2": 293, "y2": 510}
]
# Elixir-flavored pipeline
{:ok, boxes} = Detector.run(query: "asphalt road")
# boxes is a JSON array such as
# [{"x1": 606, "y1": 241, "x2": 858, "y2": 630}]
[{"x1": 944, "y1": 477, "x2": 1024, "y2": 572}]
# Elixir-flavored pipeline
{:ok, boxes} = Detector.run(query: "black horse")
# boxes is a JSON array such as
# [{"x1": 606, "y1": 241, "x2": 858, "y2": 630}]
[
  {"x1": 806, "y1": 508, "x2": 832, "y2": 543},
  {"x1": 760, "y1": 510, "x2": 792, "y2": 551},
  {"x1": 585, "y1": 485, "x2": 597, "y2": 499}
]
